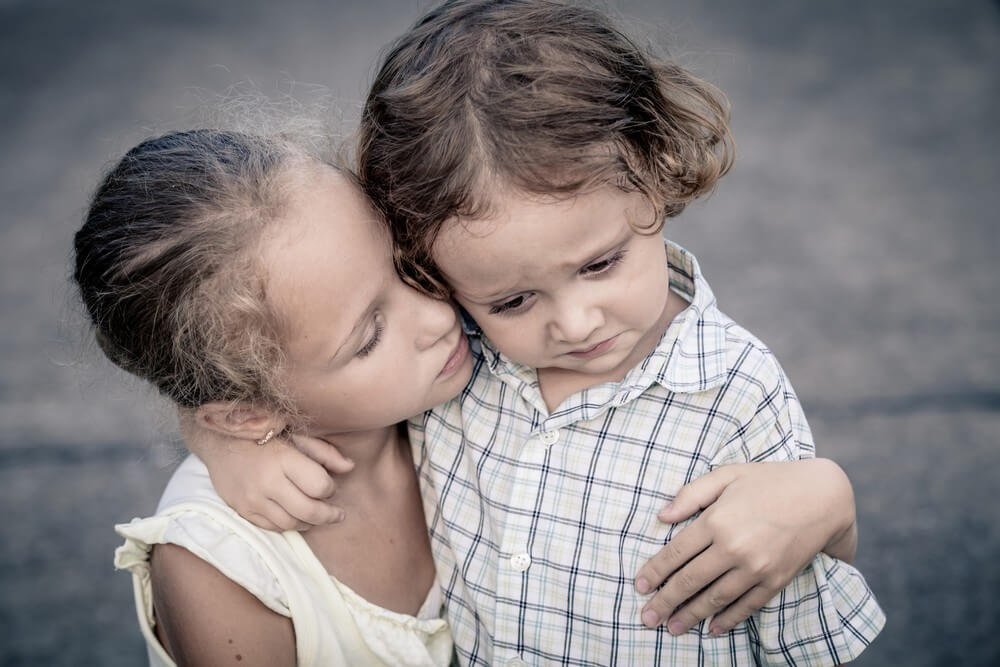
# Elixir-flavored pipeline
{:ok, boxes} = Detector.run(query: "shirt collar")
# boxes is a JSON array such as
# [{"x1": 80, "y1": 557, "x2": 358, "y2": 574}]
[
  {"x1": 632, "y1": 241, "x2": 729, "y2": 394},
  {"x1": 464, "y1": 241, "x2": 730, "y2": 396}
]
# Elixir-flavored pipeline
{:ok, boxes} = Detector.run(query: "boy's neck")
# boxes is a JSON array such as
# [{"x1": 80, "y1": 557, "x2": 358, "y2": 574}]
[{"x1": 537, "y1": 284, "x2": 688, "y2": 412}]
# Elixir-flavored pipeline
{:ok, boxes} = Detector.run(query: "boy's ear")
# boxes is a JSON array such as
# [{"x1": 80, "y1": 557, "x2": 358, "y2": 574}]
[{"x1": 194, "y1": 402, "x2": 284, "y2": 443}]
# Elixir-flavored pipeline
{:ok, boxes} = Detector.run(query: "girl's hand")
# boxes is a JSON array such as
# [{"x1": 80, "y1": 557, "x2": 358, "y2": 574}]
[
  {"x1": 634, "y1": 458, "x2": 858, "y2": 635},
  {"x1": 181, "y1": 415, "x2": 353, "y2": 531}
]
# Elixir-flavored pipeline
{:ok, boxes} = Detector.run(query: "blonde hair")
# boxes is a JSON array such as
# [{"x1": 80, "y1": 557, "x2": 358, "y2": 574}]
[{"x1": 74, "y1": 128, "x2": 335, "y2": 423}]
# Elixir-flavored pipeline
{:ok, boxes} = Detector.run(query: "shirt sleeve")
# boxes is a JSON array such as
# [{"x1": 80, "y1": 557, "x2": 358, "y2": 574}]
[
  {"x1": 709, "y1": 344, "x2": 813, "y2": 467},
  {"x1": 709, "y1": 343, "x2": 886, "y2": 664}
]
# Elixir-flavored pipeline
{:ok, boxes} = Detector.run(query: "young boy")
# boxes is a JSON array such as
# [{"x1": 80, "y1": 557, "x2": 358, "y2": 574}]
[
  {"x1": 193, "y1": 1, "x2": 884, "y2": 664},
  {"x1": 354, "y1": 0, "x2": 884, "y2": 664}
]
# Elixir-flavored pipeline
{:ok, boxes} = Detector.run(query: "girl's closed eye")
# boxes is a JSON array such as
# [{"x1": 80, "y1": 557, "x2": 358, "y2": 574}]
[
  {"x1": 582, "y1": 249, "x2": 627, "y2": 276},
  {"x1": 488, "y1": 292, "x2": 535, "y2": 316},
  {"x1": 357, "y1": 316, "x2": 384, "y2": 358}
]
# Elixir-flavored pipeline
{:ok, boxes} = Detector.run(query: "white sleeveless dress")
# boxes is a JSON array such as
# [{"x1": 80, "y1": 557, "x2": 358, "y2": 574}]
[{"x1": 114, "y1": 455, "x2": 453, "y2": 666}]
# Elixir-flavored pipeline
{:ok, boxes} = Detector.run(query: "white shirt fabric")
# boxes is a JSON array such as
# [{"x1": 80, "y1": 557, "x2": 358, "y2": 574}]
[
  {"x1": 410, "y1": 242, "x2": 885, "y2": 666},
  {"x1": 114, "y1": 455, "x2": 454, "y2": 667}
]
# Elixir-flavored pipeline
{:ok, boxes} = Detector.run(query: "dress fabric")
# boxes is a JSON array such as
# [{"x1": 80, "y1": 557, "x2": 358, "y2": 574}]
[{"x1": 114, "y1": 455, "x2": 453, "y2": 667}]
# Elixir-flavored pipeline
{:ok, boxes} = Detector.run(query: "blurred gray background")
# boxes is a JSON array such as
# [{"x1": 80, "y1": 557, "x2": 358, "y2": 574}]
[{"x1": 2, "y1": 0, "x2": 997, "y2": 665}]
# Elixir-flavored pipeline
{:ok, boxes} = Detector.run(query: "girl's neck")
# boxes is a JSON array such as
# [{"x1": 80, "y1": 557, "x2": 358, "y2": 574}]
[{"x1": 305, "y1": 423, "x2": 408, "y2": 494}]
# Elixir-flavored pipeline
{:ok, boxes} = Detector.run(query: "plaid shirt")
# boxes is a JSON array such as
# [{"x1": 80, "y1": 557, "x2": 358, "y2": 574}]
[{"x1": 410, "y1": 242, "x2": 885, "y2": 666}]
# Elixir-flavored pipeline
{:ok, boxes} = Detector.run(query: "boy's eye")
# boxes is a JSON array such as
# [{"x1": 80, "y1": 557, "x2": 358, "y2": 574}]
[
  {"x1": 582, "y1": 250, "x2": 626, "y2": 275},
  {"x1": 488, "y1": 293, "x2": 533, "y2": 316}
]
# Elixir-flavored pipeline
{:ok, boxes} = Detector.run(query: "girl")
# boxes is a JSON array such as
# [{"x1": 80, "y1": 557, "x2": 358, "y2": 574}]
[{"x1": 75, "y1": 128, "x2": 470, "y2": 665}]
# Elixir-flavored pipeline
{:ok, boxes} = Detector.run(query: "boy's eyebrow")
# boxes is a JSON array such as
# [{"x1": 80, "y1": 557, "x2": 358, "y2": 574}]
[{"x1": 457, "y1": 237, "x2": 632, "y2": 303}]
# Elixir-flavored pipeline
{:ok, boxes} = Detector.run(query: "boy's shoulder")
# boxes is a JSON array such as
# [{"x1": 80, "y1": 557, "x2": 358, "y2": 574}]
[{"x1": 655, "y1": 243, "x2": 789, "y2": 398}]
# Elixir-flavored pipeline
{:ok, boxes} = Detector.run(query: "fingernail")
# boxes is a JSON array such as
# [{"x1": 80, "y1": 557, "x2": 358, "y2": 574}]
[
  {"x1": 641, "y1": 610, "x2": 660, "y2": 628},
  {"x1": 333, "y1": 511, "x2": 345, "y2": 523},
  {"x1": 635, "y1": 577, "x2": 650, "y2": 594},
  {"x1": 667, "y1": 620, "x2": 686, "y2": 635},
  {"x1": 709, "y1": 624, "x2": 722, "y2": 636},
  {"x1": 657, "y1": 502, "x2": 674, "y2": 520}
]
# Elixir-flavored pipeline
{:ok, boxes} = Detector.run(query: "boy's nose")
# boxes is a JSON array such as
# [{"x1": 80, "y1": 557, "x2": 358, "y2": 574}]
[{"x1": 549, "y1": 300, "x2": 603, "y2": 345}]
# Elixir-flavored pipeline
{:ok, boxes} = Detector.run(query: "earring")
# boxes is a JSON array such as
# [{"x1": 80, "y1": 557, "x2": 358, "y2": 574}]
[{"x1": 256, "y1": 429, "x2": 276, "y2": 446}]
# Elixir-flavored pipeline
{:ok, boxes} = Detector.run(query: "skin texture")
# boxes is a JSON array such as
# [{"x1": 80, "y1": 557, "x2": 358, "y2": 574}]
[{"x1": 151, "y1": 543, "x2": 296, "y2": 667}]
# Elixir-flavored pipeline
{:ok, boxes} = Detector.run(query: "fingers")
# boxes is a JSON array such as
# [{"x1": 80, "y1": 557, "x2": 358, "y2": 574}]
[
  {"x1": 243, "y1": 512, "x2": 281, "y2": 531},
  {"x1": 244, "y1": 502, "x2": 310, "y2": 532},
  {"x1": 705, "y1": 584, "x2": 776, "y2": 636},
  {"x1": 291, "y1": 434, "x2": 355, "y2": 474},
  {"x1": 280, "y1": 449, "x2": 338, "y2": 499},
  {"x1": 271, "y1": 482, "x2": 345, "y2": 526},
  {"x1": 635, "y1": 518, "x2": 711, "y2": 595},
  {"x1": 639, "y1": 538, "x2": 727, "y2": 628},
  {"x1": 657, "y1": 465, "x2": 740, "y2": 523},
  {"x1": 662, "y1": 569, "x2": 753, "y2": 635}
]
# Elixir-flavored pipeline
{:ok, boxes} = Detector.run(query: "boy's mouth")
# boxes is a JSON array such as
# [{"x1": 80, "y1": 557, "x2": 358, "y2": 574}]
[{"x1": 566, "y1": 334, "x2": 618, "y2": 359}]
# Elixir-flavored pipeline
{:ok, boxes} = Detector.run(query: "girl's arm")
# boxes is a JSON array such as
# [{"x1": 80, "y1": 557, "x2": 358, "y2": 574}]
[
  {"x1": 150, "y1": 543, "x2": 296, "y2": 666},
  {"x1": 180, "y1": 410, "x2": 353, "y2": 531},
  {"x1": 634, "y1": 458, "x2": 858, "y2": 635}
]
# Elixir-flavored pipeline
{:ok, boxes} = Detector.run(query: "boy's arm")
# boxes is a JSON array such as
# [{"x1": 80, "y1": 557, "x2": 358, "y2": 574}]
[
  {"x1": 150, "y1": 543, "x2": 296, "y2": 666},
  {"x1": 636, "y1": 352, "x2": 859, "y2": 636},
  {"x1": 179, "y1": 410, "x2": 352, "y2": 531}
]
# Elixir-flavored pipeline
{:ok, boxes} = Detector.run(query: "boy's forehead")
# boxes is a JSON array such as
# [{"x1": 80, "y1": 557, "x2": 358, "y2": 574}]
[{"x1": 432, "y1": 188, "x2": 645, "y2": 296}]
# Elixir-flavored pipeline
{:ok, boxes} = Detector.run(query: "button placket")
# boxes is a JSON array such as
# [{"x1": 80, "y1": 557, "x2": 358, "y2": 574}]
[{"x1": 496, "y1": 428, "x2": 546, "y2": 655}]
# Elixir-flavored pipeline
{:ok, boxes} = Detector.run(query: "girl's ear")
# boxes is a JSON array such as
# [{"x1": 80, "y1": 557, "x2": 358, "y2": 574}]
[{"x1": 194, "y1": 402, "x2": 284, "y2": 443}]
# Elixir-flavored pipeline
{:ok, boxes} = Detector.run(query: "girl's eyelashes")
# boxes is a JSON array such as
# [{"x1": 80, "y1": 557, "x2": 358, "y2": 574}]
[
  {"x1": 488, "y1": 293, "x2": 534, "y2": 316},
  {"x1": 582, "y1": 249, "x2": 627, "y2": 276},
  {"x1": 357, "y1": 318, "x2": 384, "y2": 358}
]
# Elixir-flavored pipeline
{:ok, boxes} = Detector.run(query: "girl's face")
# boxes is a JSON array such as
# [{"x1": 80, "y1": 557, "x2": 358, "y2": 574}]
[{"x1": 264, "y1": 168, "x2": 472, "y2": 437}]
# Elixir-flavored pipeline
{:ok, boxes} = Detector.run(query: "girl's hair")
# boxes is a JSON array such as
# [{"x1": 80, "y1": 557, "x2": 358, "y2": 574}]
[
  {"x1": 359, "y1": 0, "x2": 734, "y2": 296},
  {"x1": 74, "y1": 128, "x2": 325, "y2": 419}
]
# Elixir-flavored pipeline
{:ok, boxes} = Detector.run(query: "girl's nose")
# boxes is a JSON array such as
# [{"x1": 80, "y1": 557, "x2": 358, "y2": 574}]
[{"x1": 413, "y1": 291, "x2": 457, "y2": 351}]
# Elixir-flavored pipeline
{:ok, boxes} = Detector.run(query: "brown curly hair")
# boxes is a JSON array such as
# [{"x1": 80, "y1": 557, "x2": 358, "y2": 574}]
[
  {"x1": 74, "y1": 128, "x2": 332, "y2": 422},
  {"x1": 358, "y1": 0, "x2": 734, "y2": 296}
]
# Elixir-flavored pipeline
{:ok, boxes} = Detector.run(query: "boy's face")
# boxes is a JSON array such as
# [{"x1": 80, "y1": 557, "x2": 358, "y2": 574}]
[{"x1": 433, "y1": 186, "x2": 675, "y2": 379}]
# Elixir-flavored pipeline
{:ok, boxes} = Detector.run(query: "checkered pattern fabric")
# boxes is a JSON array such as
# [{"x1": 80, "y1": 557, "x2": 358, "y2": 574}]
[{"x1": 410, "y1": 243, "x2": 884, "y2": 666}]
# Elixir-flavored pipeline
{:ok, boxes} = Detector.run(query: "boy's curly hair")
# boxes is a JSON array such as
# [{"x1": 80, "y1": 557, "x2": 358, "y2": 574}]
[{"x1": 359, "y1": 0, "x2": 734, "y2": 296}]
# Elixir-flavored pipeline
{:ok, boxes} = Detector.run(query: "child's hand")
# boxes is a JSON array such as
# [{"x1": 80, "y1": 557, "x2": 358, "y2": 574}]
[
  {"x1": 634, "y1": 458, "x2": 857, "y2": 635},
  {"x1": 181, "y1": 414, "x2": 354, "y2": 531}
]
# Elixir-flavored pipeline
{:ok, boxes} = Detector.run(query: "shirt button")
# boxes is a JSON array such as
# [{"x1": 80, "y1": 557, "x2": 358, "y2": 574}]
[
  {"x1": 539, "y1": 429, "x2": 559, "y2": 446},
  {"x1": 509, "y1": 552, "x2": 531, "y2": 571},
  {"x1": 507, "y1": 659, "x2": 528, "y2": 667}
]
